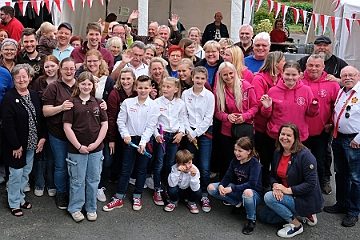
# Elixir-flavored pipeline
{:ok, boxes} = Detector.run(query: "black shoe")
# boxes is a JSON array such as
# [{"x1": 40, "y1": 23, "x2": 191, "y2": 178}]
[
  {"x1": 109, "y1": 173, "x2": 119, "y2": 183},
  {"x1": 56, "y1": 193, "x2": 68, "y2": 210},
  {"x1": 323, "y1": 204, "x2": 347, "y2": 214},
  {"x1": 342, "y1": 215, "x2": 359, "y2": 227},
  {"x1": 242, "y1": 220, "x2": 256, "y2": 235}
]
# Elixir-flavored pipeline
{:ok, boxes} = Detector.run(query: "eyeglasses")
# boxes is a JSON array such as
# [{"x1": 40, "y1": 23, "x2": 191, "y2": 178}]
[
  {"x1": 112, "y1": 32, "x2": 125, "y2": 36},
  {"x1": 345, "y1": 105, "x2": 351, "y2": 118},
  {"x1": 153, "y1": 43, "x2": 164, "y2": 48},
  {"x1": 340, "y1": 73, "x2": 357, "y2": 79},
  {"x1": 86, "y1": 59, "x2": 99, "y2": 63},
  {"x1": 61, "y1": 68, "x2": 76, "y2": 72}
]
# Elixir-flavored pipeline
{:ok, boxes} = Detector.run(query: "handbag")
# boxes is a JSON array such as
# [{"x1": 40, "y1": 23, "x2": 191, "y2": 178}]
[{"x1": 231, "y1": 122, "x2": 254, "y2": 140}]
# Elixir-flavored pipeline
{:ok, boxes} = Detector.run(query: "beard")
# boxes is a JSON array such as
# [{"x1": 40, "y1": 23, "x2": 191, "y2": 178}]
[{"x1": 314, "y1": 50, "x2": 332, "y2": 61}]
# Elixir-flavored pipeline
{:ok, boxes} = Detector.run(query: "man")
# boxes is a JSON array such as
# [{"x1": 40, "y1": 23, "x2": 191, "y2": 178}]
[
  {"x1": 244, "y1": 32, "x2": 270, "y2": 74},
  {"x1": 110, "y1": 24, "x2": 128, "y2": 49},
  {"x1": 52, "y1": 22, "x2": 74, "y2": 62},
  {"x1": 202, "y1": 12, "x2": 229, "y2": 44},
  {"x1": 323, "y1": 66, "x2": 360, "y2": 228},
  {"x1": 0, "y1": 6, "x2": 24, "y2": 42},
  {"x1": 101, "y1": 21, "x2": 119, "y2": 42},
  {"x1": 70, "y1": 22, "x2": 114, "y2": 71},
  {"x1": 16, "y1": 28, "x2": 46, "y2": 81},
  {"x1": 302, "y1": 54, "x2": 340, "y2": 194},
  {"x1": 234, "y1": 24, "x2": 254, "y2": 57},
  {"x1": 110, "y1": 41, "x2": 148, "y2": 80}
]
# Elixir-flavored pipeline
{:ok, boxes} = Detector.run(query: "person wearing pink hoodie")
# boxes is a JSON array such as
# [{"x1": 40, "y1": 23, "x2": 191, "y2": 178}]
[
  {"x1": 252, "y1": 51, "x2": 285, "y2": 188},
  {"x1": 302, "y1": 54, "x2": 340, "y2": 193},
  {"x1": 260, "y1": 61, "x2": 319, "y2": 144},
  {"x1": 214, "y1": 62, "x2": 258, "y2": 178}
]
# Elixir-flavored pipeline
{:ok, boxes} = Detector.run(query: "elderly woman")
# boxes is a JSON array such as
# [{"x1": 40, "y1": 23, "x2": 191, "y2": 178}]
[
  {"x1": 0, "y1": 38, "x2": 18, "y2": 72},
  {"x1": 2, "y1": 64, "x2": 46, "y2": 216},
  {"x1": 105, "y1": 37, "x2": 123, "y2": 64},
  {"x1": 263, "y1": 122, "x2": 323, "y2": 238},
  {"x1": 188, "y1": 27, "x2": 205, "y2": 59},
  {"x1": 166, "y1": 45, "x2": 183, "y2": 78}
]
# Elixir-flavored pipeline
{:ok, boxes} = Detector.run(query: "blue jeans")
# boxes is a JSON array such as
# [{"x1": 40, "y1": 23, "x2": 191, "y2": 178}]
[
  {"x1": 153, "y1": 132, "x2": 179, "y2": 191},
  {"x1": 264, "y1": 191, "x2": 296, "y2": 223},
  {"x1": 99, "y1": 140, "x2": 114, "y2": 188},
  {"x1": 8, "y1": 150, "x2": 34, "y2": 209},
  {"x1": 34, "y1": 141, "x2": 55, "y2": 190},
  {"x1": 208, "y1": 182, "x2": 261, "y2": 221},
  {"x1": 66, "y1": 151, "x2": 103, "y2": 213},
  {"x1": 49, "y1": 134, "x2": 68, "y2": 194},
  {"x1": 333, "y1": 134, "x2": 360, "y2": 215},
  {"x1": 167, "y1": 185, "x2": 201, "y2": 205},
  {"x1": 116, "y1": 137, "x2": 152, "y2": 199},
  {"x1": 186, "y1": 126, "x2": 212, "y2": 196},
  {"x1": 304, "y1": 130, "x2": 329, "y2": 185}
]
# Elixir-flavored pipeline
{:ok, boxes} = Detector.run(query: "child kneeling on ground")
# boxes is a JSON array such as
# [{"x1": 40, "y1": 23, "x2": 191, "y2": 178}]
[
  {"x1": 164, "y1": 149, "x2": 201, "y2": 213},
  {"x1": 207, "y1": 137, "x2": 263, "y2": 235}
]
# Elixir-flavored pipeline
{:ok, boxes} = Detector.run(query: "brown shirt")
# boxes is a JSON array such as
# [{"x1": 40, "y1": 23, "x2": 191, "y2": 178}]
[
  {"x1": 62, "y1": 96, "x2": 108, "y2": 154},
  {"x1": 42, "y1": 78, "x2": 75, "y2": 140},
  {"x1": 234, "y1": 41, "x2": 254, "y2": 57}
]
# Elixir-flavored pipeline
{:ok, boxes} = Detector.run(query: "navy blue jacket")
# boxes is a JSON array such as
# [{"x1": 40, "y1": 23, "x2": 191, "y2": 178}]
[
  {"x1": 202, "y1": 22, "x2": 229, "y2": 44},
  {"x1": 269, "y1": 148, "x2": 324, "y2": 217}
]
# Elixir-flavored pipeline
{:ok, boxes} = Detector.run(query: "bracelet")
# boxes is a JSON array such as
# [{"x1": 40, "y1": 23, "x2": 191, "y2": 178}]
[{"x1": 78, "y1": 145, "x2": 82, "y2": 151}]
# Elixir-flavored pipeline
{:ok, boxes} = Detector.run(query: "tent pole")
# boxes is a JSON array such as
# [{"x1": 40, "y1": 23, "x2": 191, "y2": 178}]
[
  {"x1": 105, "y1": 0, "x2": 109, "y2": 18},
  {"x1": 169, "y1": 0, "x2": 172, "y2": 22}
]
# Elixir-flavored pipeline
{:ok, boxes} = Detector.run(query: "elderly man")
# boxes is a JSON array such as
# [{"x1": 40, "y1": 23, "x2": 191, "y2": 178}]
[
  {"x1": 0, "y1": 6, "x2": 24, "y2": 41},
  {"x1": 234, "y1": 24, "x2": 254, "y2": 57},
  {"x1": 53, "y1": 22, "x2": 74, "y2": 62},
  {"x1": 202, "y1": 12, "x2": 229, "y2": 44},
  {"x1": 244, "y1": 32, "x2": 270, "y2": 74},
  {"x1": 302, "y1": 54, "x2": 340, "y2": 194},
  {"x1": 323, "y1": 66, "x2": 360, "y2": 228}
]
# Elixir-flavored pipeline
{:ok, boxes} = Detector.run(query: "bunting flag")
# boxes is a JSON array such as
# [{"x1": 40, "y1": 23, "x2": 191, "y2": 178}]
[
  {"x1": 333, "y1": 0, "x2": 341, "y2": 11},
  {"x1": 17, "y1": 1, "x2": 28, "y2": 16},
  {"x1": 256, "y1": 0, "x2": 263, "y2": 12},
  {"x1": 81, "y1": 0, "x2": 86, "y2": 8},
  {"x1": 5, "y1": 1, "x2": 16, "y2": 8},
  {"x1": 330, "y1": 16, "x2": 341, "y2": 36},
  {"x1": 99, "y1": 0, "x2": 104, "y2": 5},
  {"x1": 299, "y1": 10, "x2": 308, "y2": 26},
  {"x1": 312, "y1": 13, "x2": 319, "y2": 30},
  {"x1": 273, "y1": 1, "x2": 281, "y2": 19},
  {"x1": 281, "y1": 5, "x2": 289, "y2": 22},
  {"x1": 320, "y1": 14, "x2": 330, "y2": 35},
  {"x1": 345, "y1": 18, "x2": 353, "y2": 36},
  {"x1": 292, "y1": 7, "x2": 299, "y2": 24},
  {"x1": 267, "y1": 0, "x2": 273, "y2": 13},
  {"x1": 87, "y1": 0, "x2": 93, "y2": 8},
  {"x1": 32, "y1": 0, "x2": 42, "y2": 15},
  {"x1": 54, "y1": 0, "x2": 61, "y2": 12},
  {"x1": 67, "y1": 0, "x2": 74, "y2": 11}
]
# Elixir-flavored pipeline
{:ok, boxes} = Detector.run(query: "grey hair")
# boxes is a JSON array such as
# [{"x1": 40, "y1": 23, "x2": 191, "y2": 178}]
[
  {"x1": 158, "y1": 25, "x2": 170, "y2": 34},
  {"x1": 307, "y1": 54, "x2": 325, "y2": 63},
  {"x1": 1, "y1": 38, "x2": 18, "y2": 50},
  {"x1": 239, "y1": 24, "x2": 253, "y2": 33},
  {"x1": 130, "y1": 40, "x2": 146, "y2": 50},
  {"x1": 11, "y1": 63, "x2": 35, "y2": 79},
  {"x1": 145, "y1": 44, "x2": 157, "y2": 54},
  {"x1": 105, "y1": 36, "x2": 123, "y2": 51},
  {"x1": 253, "y1": 32, "x2": 271, "y2": 46}
]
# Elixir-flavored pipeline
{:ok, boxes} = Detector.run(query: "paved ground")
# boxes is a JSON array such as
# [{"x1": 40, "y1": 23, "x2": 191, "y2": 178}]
[{"x1": 0, "y1": 173, "x2": 359, "y2": 240}]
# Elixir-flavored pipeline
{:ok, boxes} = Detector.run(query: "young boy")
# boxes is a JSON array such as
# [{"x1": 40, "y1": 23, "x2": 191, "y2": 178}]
[
  {"x1": 37, "y1": 22, "x2": 58, "y2": 56},
  {"x1": 103, "y1": 75, "x2": 159, "y2": 211},
  {"x1": 164, "y1": 149, "x2": 201, "y2": 214}
]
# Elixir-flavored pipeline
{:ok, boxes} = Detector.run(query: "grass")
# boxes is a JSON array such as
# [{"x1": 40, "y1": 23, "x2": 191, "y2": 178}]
[{"x1": 288, "y1": 24, "x2": 305, "y2": 34}]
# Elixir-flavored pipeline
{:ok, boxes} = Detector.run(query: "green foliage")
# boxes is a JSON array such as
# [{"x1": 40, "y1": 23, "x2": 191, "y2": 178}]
[
  {"x1": 285, "y1": 2, "x2": 313, "y2": 24},
  {"x1": 254, "y1": 7, "x2": 275, "y2": 25},
  {"x1": 253, "y1": 20, "x2": 273, "y2": 35}
]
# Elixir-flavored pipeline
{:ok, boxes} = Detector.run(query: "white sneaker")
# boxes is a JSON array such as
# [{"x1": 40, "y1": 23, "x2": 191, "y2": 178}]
[
  {"x1": 97, "y1": 187, "x2": 106, "y2": 202},
  {"x1": 34, "y1": 189, "x2": 44, "y2": 197},
  {"x1": 23, "y1": 182, "x2": 30, "y2": 192},
  {"x1": 277, "y1": 223, "x2": 303, "y2": 238},
  {"x1": 129, "y1": 178, "x2": 136, "y2": 185},
  {"x1": 304, "y1": 214, "x2": 318, "y2": 226},
  {"x1": 71, "y1": 211, "x2": 84, "y2": 222},
  {"x1": 145, "y1": 177, "x2": 154, "y2": 190},
  {"x1": 87, "y1": 212, "x2": 97, "y2": 221},
  {"x1": 47, "y1": 189, "x2": 57, "y2": 197}
]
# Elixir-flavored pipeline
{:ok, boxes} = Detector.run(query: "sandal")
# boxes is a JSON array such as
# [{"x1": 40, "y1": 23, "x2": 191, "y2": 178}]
[
  {"x1": 20, "y1": 201, "x2": 32, "y2": 209},
  {"x1": 11, "y1": 208, "x2": 23, "y2": 217}
]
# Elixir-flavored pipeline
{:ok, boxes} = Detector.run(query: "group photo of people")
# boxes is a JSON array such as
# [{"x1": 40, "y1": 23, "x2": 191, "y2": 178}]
[{"x1": 0, "y1": 3, "x2": 359, "y2": 239}]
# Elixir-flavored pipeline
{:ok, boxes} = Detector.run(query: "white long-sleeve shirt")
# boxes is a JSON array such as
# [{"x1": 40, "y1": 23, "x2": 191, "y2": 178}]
[
  {"x1": 168, "y1": 164, "x2": 200, "y2": 191},
  {"x1": 117, "y1": 96, "x2": 160, "y2": 146}
]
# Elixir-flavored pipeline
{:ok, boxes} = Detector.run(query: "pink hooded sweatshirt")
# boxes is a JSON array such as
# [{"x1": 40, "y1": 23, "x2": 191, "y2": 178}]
[
  {"x1": 261, "y1": 79, "x2": 319, "y2": 141},
  {"x1": 302, "y1": 71, "x2": 340, "y2": 136},
  {"x1": 215, "y1": 80, "x2": 258, "y2": 137},
  {"x1": 252, "y1": 72, "x2": 282, "y2": 133}
]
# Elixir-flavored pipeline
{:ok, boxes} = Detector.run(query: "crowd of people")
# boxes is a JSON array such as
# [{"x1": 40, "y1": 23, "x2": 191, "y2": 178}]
[{"x1": 0, "y1": 5, "x2": 359, "y2": 238}]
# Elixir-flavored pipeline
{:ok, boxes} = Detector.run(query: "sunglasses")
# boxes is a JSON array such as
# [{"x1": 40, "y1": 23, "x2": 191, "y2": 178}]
[{"x1": 345, "y1": 105, "x2": 351, "y2": 118}]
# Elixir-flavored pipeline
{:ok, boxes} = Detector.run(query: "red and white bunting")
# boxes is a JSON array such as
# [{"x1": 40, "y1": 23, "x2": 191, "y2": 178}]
[
  {"x1": 273, "y1": 1, "x2": 281, "y2": 19},
  {"x1": 54, "y1": 0, "x2": 62, "y2": 12},
  {"x1": 291, "y1": 7, "x2": 299, "y2": 24},
  {"x1": 320, "y1": 15, "x2": 330, "y2": 35},
  {"x1": 256, "y1": 0, "x2": 263, "y2": 12},
  {"x1": 32, "y1": 0, "x2": 42, "y2": 16},
  {"x1": 267, "y1": 0, "x2": 273, "y2": 14},
  {"x1": 250, "y1": 0, "x2": 254, "y2": 8},
  {"x1": 67, "y1": 0, "x2": 75, "y2": 11},
  {"x1": 312, "y1": 13, "x2": 319, "y2": 31},
  {"x1": 5, "y1": 1, "x2": 16, "y2": 8},
  {"x1": 299, "y1": 10, "x2": 308, "y2": 26},
  {"x1": 87, "y1": 0, "x2": 93, "y2": 8},
  {"x1": 281, "y1": 5, "x2": 289, "y2": 22},
  {"x1": 333, "y1": 0, "x2": 341, "y2": 11},
  {"x1": 99, "y1": 0, "x2": 104, "y2": 5},
  {"x1": 330, "y1": 16, "x2": 341, "y2": 37},
  {"x1": 81, "y1": 0, "x2": 86, "y2": 8},
  {"x1": 345, "y1": 18, "x2": 353, "y2": 36},
  {"x1": 17, "y1": 1, "x2": 29, "y2": 16}
]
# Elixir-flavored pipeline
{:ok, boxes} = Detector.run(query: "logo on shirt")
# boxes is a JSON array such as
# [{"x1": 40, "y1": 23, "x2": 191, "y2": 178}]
[
  {"x1": 187, "y1": 98, "x2": 193, "y2": 104},
  {"x1": 318, "y1": 89, "x2": 327, "y2": 98},
  {"x1": 160, "y1": 107, "x2": 167, "y2": 112},
  {"x1": 129, "y1": 108, "x2": 137, "y2": 113},
  {"x1": 352, "y1": 97, "x2": 358, "y2": 104},
  {"x1": 296, "y1": 97, "x2": 306, "y2": 106},
  {"x1": 243, "y1": 91, "x2": 248, "y2": 100},
  {"x1": 93, "y1": 106, "x2": 100, "y2": 117}
]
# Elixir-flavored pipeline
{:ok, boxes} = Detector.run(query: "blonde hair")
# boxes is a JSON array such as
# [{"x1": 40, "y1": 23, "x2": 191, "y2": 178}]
[
  {"x1": 105, "y1": 37, "x2": 123, "y2": 52},
  {"x1": 39, "y1": 22, "x2": 56, "y2": 34},
  {"x1": 162, "y1": 77, "x2": 182, "y2": 99},
  {"x1": 216, "y1": 62, "x2": 243, "y2": 112},
  {"x1": 226, "y1": 45, "x2": 245, "y2": 78},
  {"x1": 149, "y1": 57, "x2": 169, "y2": 82},
  {"x1": 203, "y1": 40, "x2": 220, "y2": 52},
  {"x1": 84, "y1": 49, "x2": 109, "y2": 77},
  {"x1": 114, "y1": 67, "x2": 136, "y2": 90},
  {"x1": 259, "y1": 51, "x2": 284, "y2": 76},
  {"x1": 219, "y1": 38, "x2": 234, "y2": 46}
]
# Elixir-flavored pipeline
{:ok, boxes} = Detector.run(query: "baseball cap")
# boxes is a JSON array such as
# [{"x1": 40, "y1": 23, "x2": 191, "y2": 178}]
[
  {"x1": 314, "y1": 36, "x2": 331, "y2": 45},
  {"x1": 58, "y1": 22, "x2": 72, "y2": 33}
]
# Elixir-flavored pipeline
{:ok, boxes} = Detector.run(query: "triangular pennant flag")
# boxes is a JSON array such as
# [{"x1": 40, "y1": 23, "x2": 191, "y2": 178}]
[
  {"x1": 322, "y1": 15, "x2": 330, "y2": 35},
  {"x1": 320, "y1": 14, "x2": 325, "y2": 34},
  {"x1": 54, "y1": 0, "x2": 61, "y2": 12},
  {"x1": 300, "y1": 10, "x2": 308, "y2": 26},
  {"x1": 274, "y1": 2, "x2": 281, "y2": 19},
  {"x1": 67, "y1": 0, "x2": 75, "y2": 11},
  {"x1": 268, "y1": 0, "x2": 273, "y2": 14},
  {"x1": 281, "y1": 5, "x2": 289, "y2": 21},
  {"x1": 333, "y1": 0, "x2": 341, "y2": 11},
  {"x1": 99, "y1": 0, "x2": 104, "y2": 5},
  {"x1": 345, "y1": 18, "x2": 353, "y2": 36},
  {"x1": 5, "y1": 2, "x2": 16, "y2": 8},
  {"x1": 17, "y1": 1, "x2": 29, "y2": 16},
  {"x1": 43, "y1": 0, "x2": 54, "y2": 13},
  {"x1": 292, "y1": 8, "x2": 299, "y2": 24},
  {"x1": 250, "y1": 0, "x2": 254, "y2": 8},
  {"x1": 256, "y1": 0, "x2": 263, "y2": 12},
  {"x1": 312, "y1": 13, "x2": 319, "y2": 31},
  {"x1": 32, "y1": 0, "x2": 42, "y2": 16},
  {"x1": 81, "y1": 0, "x2": 86, "y2": 8},
  {"x1": 87, "y1": 0, "x2": 93, "y2": 7}
]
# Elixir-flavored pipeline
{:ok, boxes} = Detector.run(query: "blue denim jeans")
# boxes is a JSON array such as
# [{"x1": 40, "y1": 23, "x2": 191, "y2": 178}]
[
  {"x1": 99, "y1": 140, "x2": 114, "y2": 188},
  {"x1": 186, "y1": 126, "x2": 212, "y2": 196},
  {"x1": 116, "y1": 137, "x2": 152, "y2": 199},
  {"x1": 66, "y1": 151, "x2": 103, "y2": 213},
  {"x1": 34, "y1": 141, "x2": 55, "y2": 190},
  {"x1": 333, "y1": 134, "x2": 360, "y2": 215},
  {"x1": 304, "y1": 130, "x2": 329, "y2": 185},
  {"x1": 8, "y1": 150, "x2": 35, "y2": 209},
  {"x1": 167, "y1": 185, "x2": 201, "y2": 205},
  {"x1": 264, "y1": 191, "x2": 296, "y2": 223},
  {"x1": 153, "y1": 132, "x2": 179, "y2": 191},
  {"x1": 208, "y1": 182, "x2": 261, "y2": 221},
  {"x1": 49, "y1": 134, "x2": 68, "y2": 194}
]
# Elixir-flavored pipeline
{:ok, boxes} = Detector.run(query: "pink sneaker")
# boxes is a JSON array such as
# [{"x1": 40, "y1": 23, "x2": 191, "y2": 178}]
[
  {"x1": 133, "y1": 198, "x2": 142, "y2": 211},
  {"x1": 201, "y1": 197, "x2": 211, "y2": 212},
  {"x1": 164, "y1": 203, "x2": 177, "y2": 212},
  {"x1": 102, "y1": 197, "x2": 123, "y2": 212},
  {"x1": 153, "y1": 191, "x2": 164, "y2": 206},
  {"x1": 187, "y1": 203, "x2": 199, "y2": 214}
]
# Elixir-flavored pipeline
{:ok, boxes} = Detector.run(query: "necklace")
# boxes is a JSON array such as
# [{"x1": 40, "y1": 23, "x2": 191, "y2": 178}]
[{"x1": 2, "y1": 59, "x2": 14, "y2": 70}]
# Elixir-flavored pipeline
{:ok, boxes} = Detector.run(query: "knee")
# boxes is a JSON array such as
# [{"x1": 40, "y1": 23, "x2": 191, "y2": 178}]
[
  {"x1": 264, "y1": 191, "x2": 274, "y2": 204},
  {"x1": 207, "y1": 184, "x2": 216, "y2": 191},
  {"x1": 243, "y1": 189, "x2": 253, "y2": 198}
]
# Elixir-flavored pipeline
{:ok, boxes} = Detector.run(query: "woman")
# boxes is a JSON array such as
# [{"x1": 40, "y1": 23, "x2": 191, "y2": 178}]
[
  {"x1": 2, "y1": 64, "x2": 46, "y2": 216},
  {"x1": 83, "y1": 49, "x2": 114, "y2": 102},
  {"x1": 214, "y1": 62, "x2": 257, "y2": 178},
  {"x1": 105, "y1": 37, "x2": 123, "y2": 64},
  {"x1": 178, "y1": 38, "x2": 200, "y2": 65},
  {"x1": 148, "y1": 57, "x2": 169, "y2": 99},
  {"x1": 0, "y1": 38, "x2": 18, "y2": 72},
  {"x1": 153, "y1": 36, "x2": 167, "y2": 58},
  {"x1": 263, "y1": 122, "x2": 323, "y2": 238},
  {"x1": 31, "y1": 55, "x2": 60, "y2": 197},
  {"x1": 222, "y1": 45, "x2": 253, "y2": 83},
  {"x1": 0, "y1": 29, "x2": 9, "y2": 45},
  {"x1": 143, "y1": 44, "x2": 156, "y2": 65},
  {"x1": 252, "y1": 51, "x2": 285, "y2": 188},
  {"x1": 187, "y1": 27, "x2": 205, "y2": 59},
  {"x1": 70, "y1": 36, "x2": 83, "y2": 49},
  {"x1": 166, "y1": 45, "x2": 183, "y2": 78},
  {"x1": 270, "y1": 19, "x2": 288, "y2": 43}
]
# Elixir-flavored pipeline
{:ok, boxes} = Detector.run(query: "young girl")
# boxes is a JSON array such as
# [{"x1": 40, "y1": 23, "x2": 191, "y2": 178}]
[
  {"x1": 152, "y1": 77, "x2": 185, "y2": 206},
  {"x1": 103, "y1": 75, "x2": 159, "y2": 212},
  {"x1": 177, "y1": 58, "x2": 211, "y2": 93},
  {"x1": 63, "y1": 72, "x2": 108, "y2": 222},
  {"x1": 208, "y1": 137, "x2": 263, "y2": 235},
  {"x1": 182, "y1": 66, "x2": 215, "y2": 212}
]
